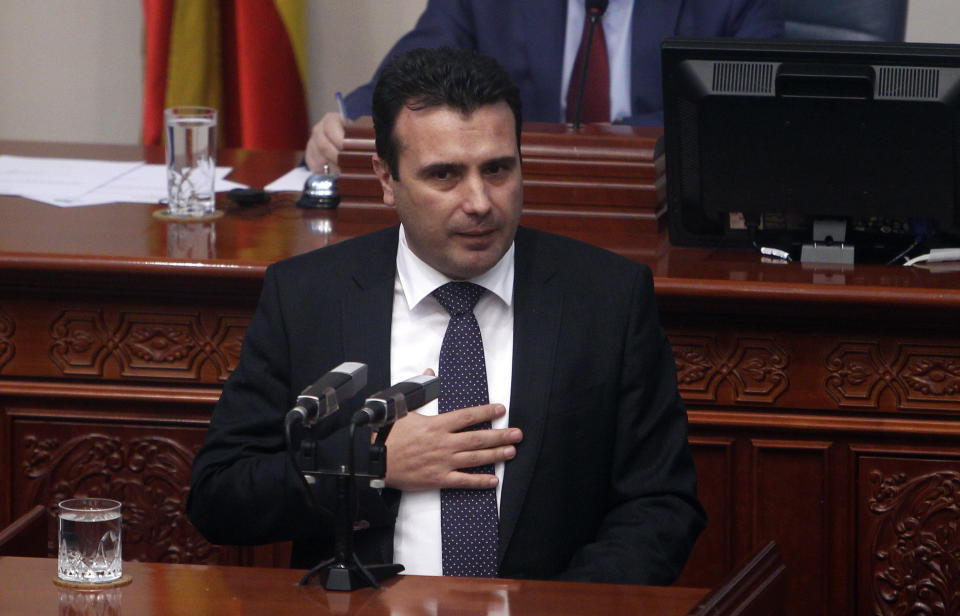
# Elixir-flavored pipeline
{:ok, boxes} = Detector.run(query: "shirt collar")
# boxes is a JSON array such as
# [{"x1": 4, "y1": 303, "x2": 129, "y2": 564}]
[{"x1": 396, "y1": 224, "x2": 515, "y2": 310}]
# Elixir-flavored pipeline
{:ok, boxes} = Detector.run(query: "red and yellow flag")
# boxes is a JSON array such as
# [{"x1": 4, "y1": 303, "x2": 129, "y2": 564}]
[{"x1": 142, "y1": 0, "x2": 308, "y2": 150}]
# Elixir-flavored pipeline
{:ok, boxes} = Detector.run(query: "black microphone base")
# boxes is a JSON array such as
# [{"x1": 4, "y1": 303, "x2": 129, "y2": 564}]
[{"x1": 300, "y1": 557, "x2": 404, "y2": 591}]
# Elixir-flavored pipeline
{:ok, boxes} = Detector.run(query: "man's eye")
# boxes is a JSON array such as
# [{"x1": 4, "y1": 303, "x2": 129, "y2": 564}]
[
  {"x1": 485, "y1": 162, "x2": 512, "y2": 176},
  {"x1": 428, "y1": 167, "x2": 457, "y2": 181}
]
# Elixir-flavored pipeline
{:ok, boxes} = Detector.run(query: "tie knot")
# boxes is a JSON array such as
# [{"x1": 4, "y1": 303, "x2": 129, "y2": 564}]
[{"x1": 432, "y1": 282, "x2": 485, "y2": 316}]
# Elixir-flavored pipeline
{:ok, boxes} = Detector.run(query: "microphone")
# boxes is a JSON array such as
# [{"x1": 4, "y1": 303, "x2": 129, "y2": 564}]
[
  {"x1": 352, "y1": 374, "x2": 441, "y2": 428},
  {"x1": 289, "y1": 362, "x2": 368, "y2": 427},
  {"x1": 572, "y1": 0, "x2": 610, "y2": 129}
]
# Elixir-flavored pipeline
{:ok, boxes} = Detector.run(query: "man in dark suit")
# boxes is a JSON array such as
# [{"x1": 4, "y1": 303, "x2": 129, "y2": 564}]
[
  {"x1": 189, "y1": 46, "x2": 705, "y2": 584},
  {"x1": 306, "y1": 0, "x2": 783, "y2": 171}
]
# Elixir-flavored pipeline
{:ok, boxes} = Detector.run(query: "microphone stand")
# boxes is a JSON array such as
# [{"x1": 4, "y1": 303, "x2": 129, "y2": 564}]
[
  {"x1": 572, "y1": 7, "x2": 604, "y2": 130},
  {"x1": 295, "y1": 421, "x2": 403, "y2": 590}
]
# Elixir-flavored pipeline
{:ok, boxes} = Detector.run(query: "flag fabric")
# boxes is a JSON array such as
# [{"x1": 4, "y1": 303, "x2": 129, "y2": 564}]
[{"x1": 142, "y1": 0, "x2": 309, "y2": 150}]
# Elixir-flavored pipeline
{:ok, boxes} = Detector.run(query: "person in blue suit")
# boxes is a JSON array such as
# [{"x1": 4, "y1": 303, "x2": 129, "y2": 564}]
[{"x1": 305, "y1": 0, "x2": 783, "y2": 171}]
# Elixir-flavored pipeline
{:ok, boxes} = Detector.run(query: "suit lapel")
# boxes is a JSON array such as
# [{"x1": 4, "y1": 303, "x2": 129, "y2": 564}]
[
  {"x1": 498, "y1": 228, "x2": 562, "y2": 562},
  {"x1": 342, "y1": 228, "x2": 399, "y2": 394}
]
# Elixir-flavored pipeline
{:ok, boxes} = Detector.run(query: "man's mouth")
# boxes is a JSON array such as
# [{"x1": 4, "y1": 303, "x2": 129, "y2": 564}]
[
  {"x1": 460, "y1": 228, "x2": 495, "y2": 237},
  {"x1": 456, "y1": 228, "x2": 498, "y2": 246}
]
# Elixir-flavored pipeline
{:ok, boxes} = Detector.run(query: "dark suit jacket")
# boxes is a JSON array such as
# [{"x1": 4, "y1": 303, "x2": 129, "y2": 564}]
[
  {"x1": 188, "y1": 226, "x2": 705, "y2": 584},
  {"x1": 343, "y1": 0, "x2": 784, "y2": 125}
]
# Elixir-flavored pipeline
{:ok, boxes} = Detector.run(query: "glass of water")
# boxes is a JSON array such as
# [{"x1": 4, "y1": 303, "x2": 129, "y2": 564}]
[
  {"x1": 57, "y1": 498, "x2": 122, "y2": 584},
  {"x1": 164, "y1": 106, "x2": 218, "y2": 218}
]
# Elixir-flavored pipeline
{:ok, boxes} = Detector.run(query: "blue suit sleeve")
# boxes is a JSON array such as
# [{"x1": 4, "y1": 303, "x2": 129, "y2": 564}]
[
  {"x1": 617, "y1": 0, "x2": 784, "y2": 125},
  {"x1": 725, "y1": 0, "x2": 785, "y2": 39},
  {"x1": 343, "y1": 0, "x2": 479, "y2": 119}
]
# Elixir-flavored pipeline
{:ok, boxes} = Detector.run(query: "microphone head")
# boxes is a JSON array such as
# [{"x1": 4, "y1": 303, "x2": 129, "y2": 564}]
[
  {"x1": 410, "y1": 374, "x2": 440, "y2": 404},
  {"x1": 353, "y1": 374, "x2": 441, "y2": 427},
  {"x1": 331, "y1": 362, "x2": 368, "y2": 398},
  {"x1": 296, "y1": 362, "x2": 368, "y2": 427}
]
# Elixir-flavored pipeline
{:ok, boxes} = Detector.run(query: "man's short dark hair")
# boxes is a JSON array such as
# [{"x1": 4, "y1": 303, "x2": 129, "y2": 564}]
[{"x1": 372, "y1": 46, "x2": 523, "y2": 179}]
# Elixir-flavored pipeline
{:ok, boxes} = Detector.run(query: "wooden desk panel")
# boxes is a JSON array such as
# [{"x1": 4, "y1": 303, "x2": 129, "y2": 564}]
[
  {"x1": 0, "y1": 557, "x2": 709, "y2": 616},
  {"x1": 2, "y1": 139, "x2": 960, "y2": 616}
]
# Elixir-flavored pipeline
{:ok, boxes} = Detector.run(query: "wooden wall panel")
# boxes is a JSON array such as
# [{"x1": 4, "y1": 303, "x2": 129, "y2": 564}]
[
  {"x1": 853, "y1": 450, "x2": 960, "y2": 616},
  {"x1": 7, "y1": 407, "x2": 226, "y2": 564},
  {"x1": 677, "y1": 436, "x2": 736, "y2": 587},
  {"x1": 0, "y1": 297, "x2": 249, "y2": 385},
  {"x1": 751, "y1": 439, "x2": 834, "y2": 616}
]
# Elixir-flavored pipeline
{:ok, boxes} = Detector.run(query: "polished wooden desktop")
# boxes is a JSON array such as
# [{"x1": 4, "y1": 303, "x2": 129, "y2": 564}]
[
  {"x1": 2, "y1": 134, "x2": 960, "y2": 616},
  {"x1": 0, "y1": 556, "x2": 709, "y2": 616}
]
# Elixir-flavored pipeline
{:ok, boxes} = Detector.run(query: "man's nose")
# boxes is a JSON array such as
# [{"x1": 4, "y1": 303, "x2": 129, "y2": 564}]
[{"x1": 460, "y1": 173, "x2": 492, "y2": 216}]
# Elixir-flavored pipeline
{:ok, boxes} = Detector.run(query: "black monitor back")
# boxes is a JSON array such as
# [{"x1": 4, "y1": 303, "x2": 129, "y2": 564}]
[{"x1": 661, "y1": 37, "x2": 960, "y2": 258}]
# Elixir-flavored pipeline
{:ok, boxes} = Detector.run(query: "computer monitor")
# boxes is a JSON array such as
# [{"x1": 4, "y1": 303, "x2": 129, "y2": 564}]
[{"x1": 660, "y1": 37, "x2": 960, "y2": 263}]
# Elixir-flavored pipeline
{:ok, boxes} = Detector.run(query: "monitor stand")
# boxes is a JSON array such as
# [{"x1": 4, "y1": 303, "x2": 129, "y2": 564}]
[{"x1": 801, "y1": 219, "x2": 855, "y2": 265}]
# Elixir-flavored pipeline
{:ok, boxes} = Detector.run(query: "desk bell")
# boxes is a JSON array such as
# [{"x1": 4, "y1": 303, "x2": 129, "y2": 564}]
[{"x1": 298, "y1": 164, "x2": 340, "y2": 209}]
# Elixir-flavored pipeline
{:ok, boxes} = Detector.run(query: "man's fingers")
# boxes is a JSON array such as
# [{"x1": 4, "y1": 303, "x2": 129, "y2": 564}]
[
  {"x1": 439, "y1": 403, "x2": 505, "y2": 431},
  {"x1": 452, "y1": 426, "x2": 522, "y2": 452},
  {"x1": 321, "y1": 112, "x2": 346, "y2": 149},
  {"x1": 383, "y1": 402, "x2": 522, "y2": 492},
  {"x1": 445, "y1": 471, "x2": 500, "y2": 490},
  {"x1": 304, "y1": 139, "x2": 324, "y2": 172},
  {"x1": 305, "y1": 112, "x2": 346, "y2": 172},
  {"x1": 451, "y1": 445, "x2": 517, "y2": 471}
]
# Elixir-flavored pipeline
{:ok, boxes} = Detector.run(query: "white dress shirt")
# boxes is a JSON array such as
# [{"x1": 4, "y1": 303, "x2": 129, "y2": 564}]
[
  {"x1": 390, "y1": 225, "x2": 515, "y2": 576},
  {"x1": 561, "y1": 0, "x2": 635, "y2": 122}
]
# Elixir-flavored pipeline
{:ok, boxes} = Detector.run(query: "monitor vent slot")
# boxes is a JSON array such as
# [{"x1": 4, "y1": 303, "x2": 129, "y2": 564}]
[
  {"x1": 712, "y1": 62, "x2": 775, "y2": 94},
  {"x1": 877, "y1": 67, "x2": 939, "y2": 100}
]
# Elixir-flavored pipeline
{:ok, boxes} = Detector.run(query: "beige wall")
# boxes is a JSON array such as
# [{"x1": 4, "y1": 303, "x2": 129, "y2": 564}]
[
  {"x1": 306, "y1": 1, "x2": 426, "y2": 123},
  {"x1": 905, "y1": 0, "x2": 960, "y2": 43},
  {"x1": 0, "y1": 0, "x2": 425, "y2": 145},
  {"x1": 0, "y1": 1, "x2": 144, "y2": 145},
  {"x1": 0, "y1": 0, "x2": 956, "y2": 146}
]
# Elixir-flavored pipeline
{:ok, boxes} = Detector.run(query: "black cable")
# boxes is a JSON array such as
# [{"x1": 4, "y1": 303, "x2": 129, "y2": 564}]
[
  {"x1": 885, "y1": 239, "x2": 920, "y2": 266},
  {"x1": 572, "y1": 12, "x2": 601, "y2": 130},
  {"x1": 224, "y1": 195, "x2": 298, "y2": 218}
]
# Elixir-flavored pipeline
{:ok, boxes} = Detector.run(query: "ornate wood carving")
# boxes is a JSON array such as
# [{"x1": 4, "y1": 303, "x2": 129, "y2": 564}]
[
  {"x1": 728, "y1": 340, "x2": 789, "y2": 402},
  {"x1": 20, "y1": 432, "x2": 219, "y2": 564},
  {"x1": 827, "y1": 343, "x2": 960, "y2": 411},
  {"x1": 49, "y1": 310, "x2": 111, "y2": 376},
  {"x1": 211, "y1": 315, "x2": 248, "y2": 374},
  {"x1": 673, "y1": 335, "x2": 722, "y2": 400},
  {"x1": 49, "y1": 311, "x2": 249, "y2": 382},
  {"x1": 900, "y1": 353, "x2": 960, "y2": 400},
  {"x1": 867, "y1": 470, "x2": 960, "y2": 616},
  {"x1": 671, "y1": 335, "x2": 789, "y2": 404},
  {"x1": 0, "y1": 305, "x2": 14, "y2": 372}
]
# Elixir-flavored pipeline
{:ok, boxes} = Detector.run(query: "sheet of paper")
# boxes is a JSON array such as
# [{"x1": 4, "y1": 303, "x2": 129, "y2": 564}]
[
  {"x1": 0, "y1": 155, "x2": 246, "y2": 207},
  {"x1": 54, "y1": 164, "x2": 241, "y2": 207},
  {"x1": 0, "y1": 155, "x2": 142, "y2": 202},
  {"x1": 264, "y1": 165, "x2": 312, "y2": 192}
]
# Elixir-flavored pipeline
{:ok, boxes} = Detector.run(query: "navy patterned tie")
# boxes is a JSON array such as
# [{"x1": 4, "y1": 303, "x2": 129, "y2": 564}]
[{"x1": 432, "y1": 281, "x2": 499, "y2": 577}]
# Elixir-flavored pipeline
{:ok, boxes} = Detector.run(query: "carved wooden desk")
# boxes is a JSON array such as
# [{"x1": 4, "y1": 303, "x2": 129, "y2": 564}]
[{"x1": 1, "y1": 137, "x2": 959, "y2": 616}]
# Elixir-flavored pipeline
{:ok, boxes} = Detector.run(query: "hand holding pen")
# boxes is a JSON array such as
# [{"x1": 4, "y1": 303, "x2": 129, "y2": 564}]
[{"x1": 305, "y1": 92, "x2": 348, "y2": 173}]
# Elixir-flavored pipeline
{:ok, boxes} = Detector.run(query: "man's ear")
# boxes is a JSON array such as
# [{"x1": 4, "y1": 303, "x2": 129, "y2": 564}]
[{"x1": 371, "y1": 154, "x2": 395, "y2": 207}]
